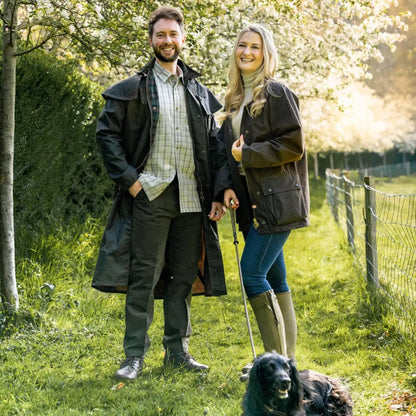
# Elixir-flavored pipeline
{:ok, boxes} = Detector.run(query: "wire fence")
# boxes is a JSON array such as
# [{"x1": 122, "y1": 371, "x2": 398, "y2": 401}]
[
  {"x1": 357, "y1": 161, "x2": 416, "y2": 179},
  {"x1": 325, "y1": 169, "x2": 416, "y2": 341}
]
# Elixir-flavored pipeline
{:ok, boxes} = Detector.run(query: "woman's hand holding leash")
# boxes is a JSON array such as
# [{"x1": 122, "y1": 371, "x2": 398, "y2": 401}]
[
  {"x1": 223, "y1": 188, "x2": 239, "y2": 209},
  {"x1": 209, "y1": 189, "x2": 238, "y2": 221}
]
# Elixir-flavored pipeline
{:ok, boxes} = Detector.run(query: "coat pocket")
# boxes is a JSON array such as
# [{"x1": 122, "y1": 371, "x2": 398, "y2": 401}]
[{"x1": 261, "y1": 174, "x2": 307, "y2": 226}]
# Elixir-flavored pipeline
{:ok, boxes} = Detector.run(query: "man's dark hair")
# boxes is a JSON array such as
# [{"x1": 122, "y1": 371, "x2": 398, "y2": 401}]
[{"x1": 148, "y1": 6, "x2": 184, "y2": 37}]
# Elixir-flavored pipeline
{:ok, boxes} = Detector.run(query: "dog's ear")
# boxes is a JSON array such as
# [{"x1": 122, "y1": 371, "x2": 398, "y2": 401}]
[
  {"x1": 287, "y1": 359, "x2": 303, "y2": 411},
  {"x1": 242, "y1": 358, "x2": 265, "y2": 415}
]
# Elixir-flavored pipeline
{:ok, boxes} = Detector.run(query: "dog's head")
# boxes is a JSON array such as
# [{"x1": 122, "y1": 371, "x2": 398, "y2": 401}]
[
  {"x1": 251, "y1": 352, "x2": 292, "y2": 399},
  {"x1": 243, "y1": 352, "x2": 303, "y2": 415}
]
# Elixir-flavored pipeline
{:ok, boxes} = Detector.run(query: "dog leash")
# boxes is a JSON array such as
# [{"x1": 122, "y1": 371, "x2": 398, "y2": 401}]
[{"x1": 229, "y1": 200, "x2": 256, "y2": 360}]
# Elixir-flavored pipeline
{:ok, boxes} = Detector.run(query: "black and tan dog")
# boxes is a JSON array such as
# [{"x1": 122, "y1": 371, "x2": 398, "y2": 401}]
[{"x1": 242, "y1": 352, "x2": 353, "y2": 416}]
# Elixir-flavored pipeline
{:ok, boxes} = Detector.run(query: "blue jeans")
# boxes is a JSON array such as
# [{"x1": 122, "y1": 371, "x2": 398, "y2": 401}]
[{"x1": 241, "y1": 223, "x2": 291, "y2": 298}]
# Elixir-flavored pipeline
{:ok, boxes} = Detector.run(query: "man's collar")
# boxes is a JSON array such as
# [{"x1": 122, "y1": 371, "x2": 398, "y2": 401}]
[
  {"x1": 137, "y1": 58, "x2": 201, "y2": 80},
  {"x1": 153, "y1": 60, "x2": 183, "y2": 83}
]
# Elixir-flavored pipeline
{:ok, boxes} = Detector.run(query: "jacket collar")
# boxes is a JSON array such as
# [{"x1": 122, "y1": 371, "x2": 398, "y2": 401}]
[{"x1": 137, "y1": 58, "x2": 201, "y2": 80}]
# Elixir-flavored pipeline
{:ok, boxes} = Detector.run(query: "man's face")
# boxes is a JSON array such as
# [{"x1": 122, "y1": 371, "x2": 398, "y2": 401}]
[{"x1": 149, "y1": 18, "x2": 185, "y2": 63}]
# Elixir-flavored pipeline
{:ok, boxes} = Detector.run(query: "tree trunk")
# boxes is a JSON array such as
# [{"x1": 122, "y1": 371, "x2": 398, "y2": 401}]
[
  {"x1": 329, "y1": 152, "x2": 334, "y2": 169},
  {"x1": 0, "y1": 0, "x2": 19, "y2": 313},
  {"x1": 313, "y1": 153, "x2": 319, "y2": 179},
  {"x1": 358, "y1": 153, "x2": 364, "y2": 170},
  {"x1": 344, "y1": 152, "x2": 349, "y2": 170}
]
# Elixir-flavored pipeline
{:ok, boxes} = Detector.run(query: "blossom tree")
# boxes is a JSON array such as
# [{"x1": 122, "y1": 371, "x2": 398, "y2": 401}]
[
  {"x1": 0, "y1": 0, "x2": 150, "y2": 313},
  {"x1": 302, "y1": 82, "x2": 415, "y2": 176}
]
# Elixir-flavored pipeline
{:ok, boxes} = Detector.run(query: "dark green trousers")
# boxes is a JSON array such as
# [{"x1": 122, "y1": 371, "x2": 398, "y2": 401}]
[{"x1": 123, "y1": 179, "x2": 202, "y2": 357}]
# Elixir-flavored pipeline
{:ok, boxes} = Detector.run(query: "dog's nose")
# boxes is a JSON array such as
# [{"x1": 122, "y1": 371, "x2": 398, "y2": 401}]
[{"x1": 279, "y1": 378, "x2": 291, "y2": 390}]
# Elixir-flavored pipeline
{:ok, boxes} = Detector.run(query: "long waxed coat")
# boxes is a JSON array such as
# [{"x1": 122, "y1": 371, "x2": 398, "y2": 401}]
[
  {"x1": 215, "y1": 81, "x2": 310, "y2": 235},
  {"x1": 92, "y1": 59, "x2": 227, "y2": 297}
]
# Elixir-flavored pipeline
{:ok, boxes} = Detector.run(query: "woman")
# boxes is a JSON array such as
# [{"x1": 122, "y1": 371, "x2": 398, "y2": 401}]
[{"x1": 217, "y1": 23, "x2": 310, "y2": 376}]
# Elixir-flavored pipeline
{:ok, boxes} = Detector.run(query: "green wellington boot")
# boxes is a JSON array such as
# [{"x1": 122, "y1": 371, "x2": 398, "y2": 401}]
[
  {"x1": 249, "y1": 290, "x2": 287, "y2": 356},
  {"x1": 276, "y1": 291, "x2": 297, "y2": 361},
  {"x1": 240, "y1": 290, "x2": 288, "y2": 382}
]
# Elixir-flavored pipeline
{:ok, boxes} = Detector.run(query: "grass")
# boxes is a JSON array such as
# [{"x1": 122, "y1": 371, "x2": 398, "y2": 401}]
[
  {"x1": 374, "y1": 175, "x2": 416, "y2": 194},
  {"x1": 1, "y1": 179, "x2": 415, "y2": 415}
]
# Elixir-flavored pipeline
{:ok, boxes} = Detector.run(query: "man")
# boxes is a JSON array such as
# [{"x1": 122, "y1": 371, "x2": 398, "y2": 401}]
[{"x1": 92, "y1": 6, "x2": 228, "y2": 380}]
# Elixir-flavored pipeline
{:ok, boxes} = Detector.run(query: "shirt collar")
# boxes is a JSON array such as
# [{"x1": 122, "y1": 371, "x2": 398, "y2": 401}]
[{"x1": 153, "y1": 60, "x2": 183, "y2": 83}]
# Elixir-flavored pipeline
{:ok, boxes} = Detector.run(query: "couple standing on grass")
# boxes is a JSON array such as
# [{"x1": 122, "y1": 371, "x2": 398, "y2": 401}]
[{"x1": 92, "y1": 5, "x2": 310, "y2": 381}]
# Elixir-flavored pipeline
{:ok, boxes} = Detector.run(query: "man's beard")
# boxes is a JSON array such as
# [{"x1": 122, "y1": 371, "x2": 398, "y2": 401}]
[{"x1": 153, "y1": 45, "x2": 180, "y2": 62}]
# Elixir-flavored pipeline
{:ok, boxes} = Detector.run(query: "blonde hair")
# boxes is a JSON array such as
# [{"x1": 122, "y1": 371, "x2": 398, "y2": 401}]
[{"x1": 218, "y1": 24, "x2": 278, "y2": 122}]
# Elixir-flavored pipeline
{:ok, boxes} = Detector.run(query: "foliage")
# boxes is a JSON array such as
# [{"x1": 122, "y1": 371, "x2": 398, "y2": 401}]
[
  {"x1": 364, "y1": 0, "x2": 416, "y2": 155},
  {"x1": 367, "y1": 0, "x2": 416, "y2": 97},
  {"x1": 0, "y1": 180, "x2": 415, "y2": 415},
  {"x1": 302, "y1": 82, "x2": 416, "y2": 154},
  {"x1": 1, "y1": 1, "x2": 409, "y2": 93},
  {"x1": 2, "y1": 0, "x2": 412, "y2": 153},
  {"x1": 13, "y1": 50, "x2": 112, "y2": 232}
]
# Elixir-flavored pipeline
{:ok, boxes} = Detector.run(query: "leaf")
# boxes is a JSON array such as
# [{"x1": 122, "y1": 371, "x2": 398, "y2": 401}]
[
  {"x1": 41, "y1": 283, "x2": 55, "y2": 291},
  {"x1": 111, "y1": 382, "x2": 125, "y2": 391}
]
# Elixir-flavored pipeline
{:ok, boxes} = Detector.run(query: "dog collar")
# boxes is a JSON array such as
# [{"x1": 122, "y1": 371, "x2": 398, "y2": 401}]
[{"x1": 263, "y1": 404, "x2": 287, "y2": 416}]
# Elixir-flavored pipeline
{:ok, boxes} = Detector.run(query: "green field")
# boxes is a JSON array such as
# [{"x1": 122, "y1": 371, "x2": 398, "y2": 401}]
[
  {"x1": 1, "y1": 179, "x2": 415, "y2": 415},
  {"x1": 374, "y1": 175, "x2": 416, "y2": 194}
]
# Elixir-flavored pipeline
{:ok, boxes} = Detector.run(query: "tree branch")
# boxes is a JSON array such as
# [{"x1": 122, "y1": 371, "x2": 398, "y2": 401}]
[{"x1": 15, "y1": 34, "x2": 57, "y2": 56}]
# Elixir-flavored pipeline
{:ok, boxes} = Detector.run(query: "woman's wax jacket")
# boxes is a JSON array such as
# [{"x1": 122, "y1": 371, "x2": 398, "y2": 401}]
[{"x1": 215, "y1": 81, "x2": 310, "y2": 234}]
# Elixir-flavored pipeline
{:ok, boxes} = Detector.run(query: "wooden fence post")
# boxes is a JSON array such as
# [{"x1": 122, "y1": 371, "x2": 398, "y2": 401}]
[
  {"x1": 325, "y1": 169, "x2": 331, "y2": 206},
  {"x1": 326, "y1": 169, "x2": 335, "y2": 220},
  {"x1": 343, "y1": 171, "x2": 355, "y2": 251},
  {"x1": 333, "y1": 169, "x2": 340, "y2": 223},
  {"x1": 364, "y1": 176, "x2": 379, "y2": 287}
]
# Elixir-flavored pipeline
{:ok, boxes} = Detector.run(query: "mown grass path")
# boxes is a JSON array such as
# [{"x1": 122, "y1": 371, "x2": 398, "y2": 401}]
[{"x1": 1, "y1": 180, "x2": 414, "y2": 415}]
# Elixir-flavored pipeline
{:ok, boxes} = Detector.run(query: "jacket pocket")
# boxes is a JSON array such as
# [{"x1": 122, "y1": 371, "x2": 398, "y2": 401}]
[{"x1": 261, "y1": 173, "x2": 307, "y2": 226}]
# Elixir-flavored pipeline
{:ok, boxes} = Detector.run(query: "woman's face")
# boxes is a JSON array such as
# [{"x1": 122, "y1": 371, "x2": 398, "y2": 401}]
[{"x1": 235, "y1": 31, "x2": 264, "y2": 75}]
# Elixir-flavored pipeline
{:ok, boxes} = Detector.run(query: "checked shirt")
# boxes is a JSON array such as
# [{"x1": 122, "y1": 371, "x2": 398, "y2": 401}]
[{"x1": 139, "y1": 61, "x2": 201, "y2": 213}]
